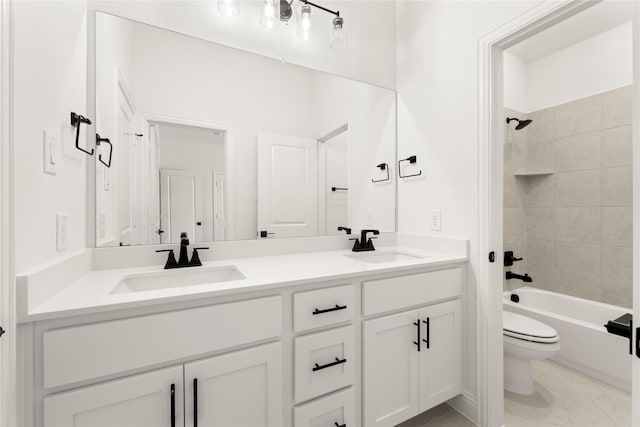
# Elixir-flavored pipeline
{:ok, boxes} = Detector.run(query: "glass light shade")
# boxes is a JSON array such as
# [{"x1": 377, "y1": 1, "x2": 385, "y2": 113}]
[
  {"x1": 260, "y1": 0, "x2": 278, "y2": 29},
  {"x1": 297, "y1": 4, "x2": 312, "y2": 41},
  {"x1": 330, "y1": 16, "x2": 347, "y2": 49},
  {"x1": 217, "y1": 0, "x2": 240, "y2": 18}
]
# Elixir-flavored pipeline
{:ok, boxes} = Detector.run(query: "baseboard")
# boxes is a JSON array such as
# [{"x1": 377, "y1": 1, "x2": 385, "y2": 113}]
[{"x1": 447, "y1": 391, "x2": 478, "y2": 425}]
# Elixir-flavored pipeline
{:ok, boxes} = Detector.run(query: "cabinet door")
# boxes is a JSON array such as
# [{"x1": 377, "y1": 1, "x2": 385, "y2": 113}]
[
  {"x1": 419, "y1": 299, "x2": 462, "y2": 410},
  {"x1": 44, "y1": 366, "x2": 183, "y2": 427},
  {"x1": 363, "y1": 310, "x2": 420, "y2": 427},
  {"x1": 184, "y1": 342, "x2": 283, "y2": 427}
]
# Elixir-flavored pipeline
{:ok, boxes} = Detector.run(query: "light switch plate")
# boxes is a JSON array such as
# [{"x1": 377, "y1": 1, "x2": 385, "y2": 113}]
[
  {"x1": 56, "y1": 213, "x2": 68, "y2": 252},
  {"x1": 429, "y1": 210, "x2": 442, "y2": 231},
  {"x1": 43, "y1": 130, "x2": 57, "y2": 175}
]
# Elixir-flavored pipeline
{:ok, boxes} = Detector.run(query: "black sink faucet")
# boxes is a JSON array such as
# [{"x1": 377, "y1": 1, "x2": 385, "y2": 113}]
[
  {"x1": 506, "y1": 271, "x2": 533, "y2": 282},
  {"x1": 351, "y1": 229, "x2": 380, "y2": 252},
  {"x1": 156, "y1": 231, "x2": 209, "y2": 269}
]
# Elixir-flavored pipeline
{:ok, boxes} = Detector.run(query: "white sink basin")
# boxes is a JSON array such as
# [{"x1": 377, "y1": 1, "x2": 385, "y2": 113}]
[
  {"x1": 111, "y1": 266, "x2": 246, "y2": 294},
  {"x1": 344, "y1": 251, "x2": 426, "y2": 264}
]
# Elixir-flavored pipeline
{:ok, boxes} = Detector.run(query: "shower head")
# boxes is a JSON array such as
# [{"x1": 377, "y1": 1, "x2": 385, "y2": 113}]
[{"x1": 506, "y1": 117, "x2": 532, "y2": 130}]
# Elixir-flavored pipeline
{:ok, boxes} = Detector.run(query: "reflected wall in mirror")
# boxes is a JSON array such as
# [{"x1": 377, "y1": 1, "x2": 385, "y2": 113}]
[{"x1": 94, "y1": 12, "x2": 396, "y2": 247}]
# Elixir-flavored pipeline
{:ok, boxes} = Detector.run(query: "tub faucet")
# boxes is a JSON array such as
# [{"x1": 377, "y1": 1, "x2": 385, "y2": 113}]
[{"x1": 506, "y1": 271, "x2": 532, "y2": 282}]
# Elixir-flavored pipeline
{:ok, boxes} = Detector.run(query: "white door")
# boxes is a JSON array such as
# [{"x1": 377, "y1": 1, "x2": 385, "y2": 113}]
[
  {"x1": 148, "y1": 123, "x2": 160, "y2": 244},
  {"x1": 363, "y1": 310, "x2": 420, "y2": 427},
  {"x1": 323, "y1": 130, "x2": 349, "y2": 235},
  {"x1": 159, "y1": 169, "x2": 202, "y2": 244},
  {"x1": 419, "y1": 299, "x2": 462, "y2": 410},
  {"x1": 116, "y1": 86, "x2": 136, "y2": 246},
  {"x1": 213, "y1": 172, "x2": 225, "y2": 241},
  {"x1": 257, "y1": 133, "x2": 318, "y2": 238},
  {"x1": 43, "y1": 366, "x2": 183, "y2": 427},
  {"x1": 184, "y1": 342, "x2": 283, "y2": 427}
]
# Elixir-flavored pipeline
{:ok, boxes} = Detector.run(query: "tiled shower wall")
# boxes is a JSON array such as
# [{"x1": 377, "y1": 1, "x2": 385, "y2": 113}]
[{"x1": 503, "y1": 85, "x2": 633, "y2": 308}]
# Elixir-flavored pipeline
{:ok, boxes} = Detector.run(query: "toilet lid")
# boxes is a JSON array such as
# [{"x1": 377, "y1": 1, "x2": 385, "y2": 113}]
[{"x1": 503, "y1": 311, "x2": 559, "y2": 343}]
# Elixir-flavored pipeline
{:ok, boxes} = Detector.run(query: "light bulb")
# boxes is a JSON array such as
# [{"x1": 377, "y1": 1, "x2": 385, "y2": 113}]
[
  {"x1": 260, "y1": 0, "x2": 278, "y2": 29},
  {"x1": 330, "y1": 16, "x2": 347, "y2": 49},
  {"x1": 297, "y1": 4, "x2": 312, "y2": 41},
  {"x1": 217, "y1": 0, "x2": 240, "y2": 18}
]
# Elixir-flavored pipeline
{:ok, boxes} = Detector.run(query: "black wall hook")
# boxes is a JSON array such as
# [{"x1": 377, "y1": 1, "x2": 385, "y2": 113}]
[
  {"x1": 96, "y1": 134, "x2": 113, "y2": 168},
  {"x1": 331, "y1": 187, "x2": 348, "y2": 192},
  {"x1": 71, "y1": 112, "x2": 93, "y2": 156},
  {"x1": 372, "y1": 162, "x2": 390, "y2": 183},
  {"x1": 399, "y1": 155, "x2": 422, "y2": 178}
]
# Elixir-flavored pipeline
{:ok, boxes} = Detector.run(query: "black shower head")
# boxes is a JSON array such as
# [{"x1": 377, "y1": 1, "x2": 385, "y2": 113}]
[{"x1": 506, "y1": 117, "x2": 532, "y2": 130}]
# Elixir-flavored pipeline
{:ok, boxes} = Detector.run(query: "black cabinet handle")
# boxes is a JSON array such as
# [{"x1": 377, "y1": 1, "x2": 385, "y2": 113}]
[
  {"x1": 312, "y1": 357, "x2": 347, "y2": 372},
  {"x1": 413, "y1": 319, "x2": 421, "y2": 352},
  {"x1": 313, "y1": 305, "x2": 347, "y2": 315},
  {"x1": 636, "y1": 326, "x2": 640, "y2": 359},
  {"x1": 422, "y1": 318, "x2": 430, "y2": 349},
  {"x1": 335, "y1": 423, "x2": 346, "y2": 427},
  {"x1": 170, "y1": 384, "x2": 175, "y2": 427},
  {"x1": 193, "y1": 378, "x2": 198, "y2": 427}
]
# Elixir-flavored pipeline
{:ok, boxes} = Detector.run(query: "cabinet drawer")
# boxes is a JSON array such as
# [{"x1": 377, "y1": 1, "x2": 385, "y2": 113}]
[
  {"x1": 294, "y1": 285, "x2": 355, "y2": 332},
  {"x1": 43, "y1": 296, "x2": 282, "y2": 389},
  {"x1": 363, "y1": 268, "x2": 461, "y2": 316},
  {"x1": 294, "y1": 325, "x2": 355, "y2": 403},
  {"x1": 294, "y1": 387, "x2": 356, "y2": 427}
]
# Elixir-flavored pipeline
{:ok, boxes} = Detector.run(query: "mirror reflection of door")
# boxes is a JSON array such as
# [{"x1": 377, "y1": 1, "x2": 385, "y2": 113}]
[
  {"x1": 320, "y1": 127, "x2": 349, "y2": 236},
  {"x1": 257, "y1": 133, "x2": 318, "y2": 238},
  {"x1": 116, "y1": 85, "x2": 136, "y2": 246},
  {"x1": 154, "y1": 123, "x2": 227, "y2": 244}
]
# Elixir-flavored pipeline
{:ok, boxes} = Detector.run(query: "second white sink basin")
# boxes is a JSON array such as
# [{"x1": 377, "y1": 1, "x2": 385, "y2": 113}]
[
  {"x1": 344, "y1": 251, "x2": 425, "y2": 264},
  {"x1": 111, "y1": 266, "x2": 246, "y2": 294}
]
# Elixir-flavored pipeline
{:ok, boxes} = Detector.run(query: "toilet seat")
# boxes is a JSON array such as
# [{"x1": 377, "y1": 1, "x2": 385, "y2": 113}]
[{"x1": 503, "y1": 311, "x2": 559, "y2": 344}]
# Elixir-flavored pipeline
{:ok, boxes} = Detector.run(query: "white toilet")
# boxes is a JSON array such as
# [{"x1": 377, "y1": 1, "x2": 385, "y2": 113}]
[{"x1": 503, "y1": 311, "x2": 560, "y2": 395}]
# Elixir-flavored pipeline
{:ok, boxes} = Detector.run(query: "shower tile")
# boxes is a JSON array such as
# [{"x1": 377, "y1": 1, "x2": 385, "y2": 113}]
[
  {"x1": 509, "y1": 143, "x2": 527, "y2": 173},
  {"x1": 552, "y1": 241, "x2": 601, "y2": 296},
  {"x1": 602, "y1": 207, "x2": 632, "y2": 247},
  {"x1": 522, "y1": 174, "x2": 554, "y2": 207},
  {"x1": 503, "y1": 173, "x2": 520, "y2": 208},
  {"x1": 602, "y1": 85, "x2": 632, "y2": 129},
  {"x1": 504, "y1": 208, "x2": 525, "y2": 242},
  {"x1": 526, "y1": 141, "x2": 553, "y2": 172},
  {"x1": 527, "y1": 107, "x2": 555, "y2": 143},
  {"x1": 555, "y1": 170, "x2": 601, "y2": 207},
  {"x1": 554, "y1": 94, "x2": 602, "y2": 138},
  {"x1": 602, "y1": 166, "x2": 632, "y2": 207},
  {"x1": 525, "y1": 208, "x2": 553, "y2": 240},
  {"x1": 602, "y1": 125, "x2": 632, "y2": 168},
  {"x1": 553, "y1": 131, "x2": 601, "y2": 172},
  {"x1": 602, "y1": 245, "x2": 632, "y2": 306},
  {"x1": 554, "y1": 207, "x2": 601, "y2": 244},
  {"x1": 526, "y1": 239, "x2": 553, "y2": 288}
]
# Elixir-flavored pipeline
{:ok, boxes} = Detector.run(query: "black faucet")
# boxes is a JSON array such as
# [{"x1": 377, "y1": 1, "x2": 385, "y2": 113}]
[
  {"x1": 506, "y1": 271, "x2": 532, "y2": 282},
  {"x1": 351, "y1": 229, "x2": 380, "y2": 252},
  {"x1": 156, "y1": 232, "x2": 209, "y2": 269},
  {"x1": 337, "y1": 226, "x2": 352, "y2": 235}
]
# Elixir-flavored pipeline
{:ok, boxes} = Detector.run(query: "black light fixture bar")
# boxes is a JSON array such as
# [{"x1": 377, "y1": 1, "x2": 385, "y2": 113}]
[{"x1": 299, "y1": 0, "x2": 339, "y2": 17}]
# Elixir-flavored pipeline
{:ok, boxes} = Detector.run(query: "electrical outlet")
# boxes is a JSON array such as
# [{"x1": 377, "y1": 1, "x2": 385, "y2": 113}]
[
  {"x1": 99, "y1": 212, "x2": 106, "y2": 239},
  {"x1": 56, "y1": 213, "x2": 68, "y2": 252},
  {"x1": 43, "y1": 130, "x2": 57, "y2": 175},
  {"x1": 429, "y1": 210, "x2": 442, "y2": 231}
]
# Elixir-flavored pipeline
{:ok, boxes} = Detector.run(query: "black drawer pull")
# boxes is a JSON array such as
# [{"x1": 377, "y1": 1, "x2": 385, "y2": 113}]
[
  {"x1": 313, "y1": 305, "x2": 347, "y2": 315},
  {"x1": 312, "y1": 357, "x2": 347, "y2": 372},
  {"x1": 170, "y1": 383, "x2": 175, "y2": 427},
  {"x1": 335, "y1": 423, "x2": 346, "y2": 427},
  {"x1": 636, "y1": 326, "x2": 640, "y2": 359},
  {"x1": 193, "y1": 378, "x2": 198, "y2": 427},
  {"x1": 422, "y1": 318, "x2": 430, "y2": 349},
  {"x1": 413, "y1": 319, "x2": 421, "y2": 352}
]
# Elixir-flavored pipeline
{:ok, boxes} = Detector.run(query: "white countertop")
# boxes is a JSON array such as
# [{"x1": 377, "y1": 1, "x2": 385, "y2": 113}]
[{"x1": 20, "y1": 245, "x2": 466, "y2": 322}]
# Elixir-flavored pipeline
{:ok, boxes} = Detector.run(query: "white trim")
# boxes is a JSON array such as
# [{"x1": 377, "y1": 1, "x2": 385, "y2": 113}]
[
  {"x1": 0, "y1": 1, "x2": 16, "y2": 426},
  {"x1": 632, "y1": 3, "x2": 640, "y2": 426},
  {"x1": 142, "y1": 113, "x2": 236, "y2": 241},
  {"x1": 476, "y1": 2, "x2": 607, "y2": 426}
]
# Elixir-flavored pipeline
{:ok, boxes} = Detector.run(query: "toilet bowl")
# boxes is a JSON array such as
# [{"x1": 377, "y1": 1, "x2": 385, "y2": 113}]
[{"x1": 503, "y1": 311, "x2": 560, "y2": 395}]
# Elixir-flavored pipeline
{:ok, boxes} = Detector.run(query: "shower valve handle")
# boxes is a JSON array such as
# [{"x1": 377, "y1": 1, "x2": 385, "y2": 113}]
[{"x1": 504, "y1": 251, "x2": 523, "y2": 267}]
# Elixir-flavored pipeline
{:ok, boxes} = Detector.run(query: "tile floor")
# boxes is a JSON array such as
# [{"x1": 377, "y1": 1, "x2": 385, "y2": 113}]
[{"x1": 399, "y1": 359, "x2": 631, "y2": 427}]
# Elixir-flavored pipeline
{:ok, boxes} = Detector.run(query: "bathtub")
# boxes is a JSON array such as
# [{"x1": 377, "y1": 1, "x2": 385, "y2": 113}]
[{"x1": 503, "y1": 287, "x2": 632, "y2": 392}]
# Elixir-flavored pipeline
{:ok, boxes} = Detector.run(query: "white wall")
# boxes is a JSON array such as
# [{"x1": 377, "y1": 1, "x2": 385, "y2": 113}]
[
  {"x1": 504, "y1": 21, "x2": 633, "y2": 113},
  {"x1": 88, "y1": 0, "x2": 397, "y2": 89},
  {"x1": 396, "y1": 0, "x2": 541, "y2": 416},
  {"x1": 13, "y1": 1, "x2": 88, "y2": 273}
]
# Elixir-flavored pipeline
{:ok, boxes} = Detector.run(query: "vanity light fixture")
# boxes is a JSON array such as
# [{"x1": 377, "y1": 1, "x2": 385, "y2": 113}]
[{"x1": 219, "y1": 0, "x2": 346, "y2": 49}]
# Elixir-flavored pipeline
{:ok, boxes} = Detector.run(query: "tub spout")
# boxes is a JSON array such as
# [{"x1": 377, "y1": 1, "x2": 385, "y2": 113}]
[{"x1": 506, "y1": 271, "x2": 533, "y2": 282}]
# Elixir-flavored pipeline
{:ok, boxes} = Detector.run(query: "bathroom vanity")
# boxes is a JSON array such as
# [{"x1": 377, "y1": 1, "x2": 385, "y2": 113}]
[{"x1": 16, "y1": 235, "x2": 467, "y2": 427}]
